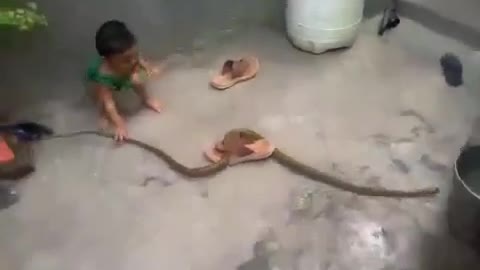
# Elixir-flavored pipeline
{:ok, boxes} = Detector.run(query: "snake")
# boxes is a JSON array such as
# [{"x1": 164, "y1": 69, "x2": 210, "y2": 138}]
[{"x1": 43, "y1": 128, "x2": 440, "y2": 198}]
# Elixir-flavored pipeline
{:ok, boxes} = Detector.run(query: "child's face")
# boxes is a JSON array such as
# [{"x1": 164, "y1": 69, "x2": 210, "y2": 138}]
[{"x1": 106, "y1": 46, "x2": 139, "y2": 76}]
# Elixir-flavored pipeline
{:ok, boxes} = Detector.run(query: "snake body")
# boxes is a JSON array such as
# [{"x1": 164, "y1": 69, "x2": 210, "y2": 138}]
[
  {"x1": 46, "y1": 131, "x2": 229, "y2": 178},
  {"x1": 45, "y1": 129, "x2": 439, "y2": 198}
]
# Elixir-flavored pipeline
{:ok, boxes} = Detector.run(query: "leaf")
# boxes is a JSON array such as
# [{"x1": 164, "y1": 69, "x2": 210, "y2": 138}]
[
  {"x1": 26, "y1": 2, "x2": 38, "y2": 10},
  {"x1": 0, "y1": 2, "x2": 48, "y2": 31}
]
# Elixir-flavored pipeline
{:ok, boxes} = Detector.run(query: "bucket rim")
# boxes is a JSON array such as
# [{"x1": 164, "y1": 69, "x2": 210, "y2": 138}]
[{"x1": 454, "y1": 146, "x2": 480, "y2": 200}]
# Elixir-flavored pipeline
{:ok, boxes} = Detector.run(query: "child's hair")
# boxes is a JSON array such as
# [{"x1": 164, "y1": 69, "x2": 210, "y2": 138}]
[{"x1": 95, "y1": 20, "x2": 137, "y2": 57}]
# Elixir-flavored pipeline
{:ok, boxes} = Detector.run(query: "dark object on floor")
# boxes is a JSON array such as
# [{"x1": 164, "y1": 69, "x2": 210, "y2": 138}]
[
  {"x1": 0, "y1": 122, "x2": 53, "y2": 142},
  {"x1": 0, "y1": 184, "x2": 19, "y2": 210},
  {"x1": 440, "y1": 53, "x2": 464, "y2": 87},
  {"x1": 378, "y1": 7, "x2": 400, "y2": 36},
  {"x1": 448, "y1": 145, "x2": 480, "y2": 255},
  {"x1": 237, "y1": 255, "x2": 270, "y2": 270},
  {"x1": 0, "y1": 134, "x2": 35, "y2": 181}
]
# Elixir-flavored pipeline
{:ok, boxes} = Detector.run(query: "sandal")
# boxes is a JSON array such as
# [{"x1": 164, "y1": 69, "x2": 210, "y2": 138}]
[{"x1": 210, "y1": 56, "x2": 260, "y2": 90}]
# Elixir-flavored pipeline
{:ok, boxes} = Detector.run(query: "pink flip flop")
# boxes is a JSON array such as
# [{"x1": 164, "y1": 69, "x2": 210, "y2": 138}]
[
  {"x1": 0, "y1": 136, "x2": 15, "y2": 163},
  {"x1": 204, "y1": 139, "x2": 274, "y2": 166},
  {"x1": 210, "y1": 56, "x2": 260, "y2": 90}
]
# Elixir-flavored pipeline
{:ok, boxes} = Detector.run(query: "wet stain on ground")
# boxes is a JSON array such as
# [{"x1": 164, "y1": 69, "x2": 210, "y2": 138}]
[
  {"x1": 359, "y1": 165, "x2": 370, "y2": 173},
  {"x1": 366, "y1": 175, "x2": 382, "y2": 186},
  {"x1": 394, "y1": 137, "x2": 415, "y2": 144},
  {"x1": 371, "y1": 133, "x2": 391, "y2": 146},
  {"x1": 141, "y1": 176, "x2": 174, "y2": 187},
  {"x1": 399, "y1": 109, "x2": 435, "y2": 134},
  {"x1": 200, "y1": 189, "x2": 209, "y2": 198},
  {"x1": 391, "y1": 158, "x2": 410, "y2": 174},
  {"x1": 420, "y1": 154, "x2": 449, "y2": 172}
]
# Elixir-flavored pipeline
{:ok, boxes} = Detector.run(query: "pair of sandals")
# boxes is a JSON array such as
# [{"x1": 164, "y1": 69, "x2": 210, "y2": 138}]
[{"x1": 206, "y1": 56, "x2": 275, "y2": 165}]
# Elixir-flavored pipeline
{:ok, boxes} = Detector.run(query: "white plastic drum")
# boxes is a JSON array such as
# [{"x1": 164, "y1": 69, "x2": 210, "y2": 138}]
[{"x1": 286, "y1": 0, "x2": 365, "y2": 54}]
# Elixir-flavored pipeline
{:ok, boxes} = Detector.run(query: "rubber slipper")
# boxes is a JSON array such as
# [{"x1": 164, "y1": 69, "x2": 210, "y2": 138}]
[
  {"x1": 229, "y1": 139, "x2": 275, "y2": 165},
  {"x1": 204, "y1": 139, "x2": 274, "y2": 166},
  {"x1": 204, "y1": 143, "x2": 225, "y2": 163},
  {"x1": 210, "y1": 56, "x2": 260, "y2": 90},
  {"x1": 204, "y1": 137, "x2": 255, "y2": 164},
  {"x1": 0, "y1": 136, "x2": 14, "y2": 163}
]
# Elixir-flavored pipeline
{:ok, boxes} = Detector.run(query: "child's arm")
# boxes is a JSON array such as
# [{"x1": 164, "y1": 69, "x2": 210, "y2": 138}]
[
  {"x1": 138, "y1": 56, "x2": 151, "y2": 71},
  {"x1": 94, "y1": 85, "x2": 128, "y2": 141},
  {"x1": 138, "y1": 55, "x2": 162, "y2": 77}
]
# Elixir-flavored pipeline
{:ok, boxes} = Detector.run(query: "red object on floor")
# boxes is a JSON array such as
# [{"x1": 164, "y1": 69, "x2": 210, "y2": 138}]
[{"x1": 0, "y1": 136, "x2": 14, "y2": 163}]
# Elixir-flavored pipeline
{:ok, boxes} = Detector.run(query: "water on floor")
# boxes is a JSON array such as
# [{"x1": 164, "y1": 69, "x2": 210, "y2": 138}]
[{"x1": 1, "y1": 17, "x2": 480, "y2": 270}]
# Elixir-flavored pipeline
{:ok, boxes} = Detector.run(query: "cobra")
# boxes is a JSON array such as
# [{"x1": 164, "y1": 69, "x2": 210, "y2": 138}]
[{"x1": 44, "y1": 128, "x2": 439, "y2": 198}]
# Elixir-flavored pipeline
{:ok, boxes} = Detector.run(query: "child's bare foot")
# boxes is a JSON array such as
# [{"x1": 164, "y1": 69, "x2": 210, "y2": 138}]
[{"x1": 144, "y1": 97, "x2": 163, "y2": 113}]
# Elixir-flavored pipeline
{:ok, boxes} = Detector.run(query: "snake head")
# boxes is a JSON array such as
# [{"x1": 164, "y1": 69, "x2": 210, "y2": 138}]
[{"x1": 220, "y1": 129, "x2": 259, "y2": 156}]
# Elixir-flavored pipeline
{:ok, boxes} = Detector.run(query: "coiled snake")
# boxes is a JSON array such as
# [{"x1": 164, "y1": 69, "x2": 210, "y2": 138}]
[{"x1": 45, "y1": 128, "x2": 439, "y2": 198}]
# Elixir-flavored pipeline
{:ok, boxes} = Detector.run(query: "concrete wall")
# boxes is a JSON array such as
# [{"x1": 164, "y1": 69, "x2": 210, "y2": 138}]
[
  {"x1": 400, "y1": 0, "x2": 480, "y2": 48},
  {"x1": 31, "y1": 0, "x2": 284, "y2": 58},
  {"x1": 2, "y1": 0, "x2": 386, "y2": 58}
]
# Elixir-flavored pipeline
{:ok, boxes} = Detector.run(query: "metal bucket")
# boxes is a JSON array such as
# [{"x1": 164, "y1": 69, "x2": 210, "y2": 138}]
[{"x1": 448, "y1": 145, "x2": 480, "y2": 252}]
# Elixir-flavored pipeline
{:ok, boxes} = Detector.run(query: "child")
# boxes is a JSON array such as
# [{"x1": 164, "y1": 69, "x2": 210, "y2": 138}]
[{"x1": 86, "y1": 20, "x2": 162, "y2": 142}]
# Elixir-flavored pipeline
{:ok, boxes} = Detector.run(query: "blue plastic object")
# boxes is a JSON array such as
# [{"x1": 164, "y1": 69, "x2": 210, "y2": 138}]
[{"x1": 0, "y1": 122, "x2": 53, "y2": 142}]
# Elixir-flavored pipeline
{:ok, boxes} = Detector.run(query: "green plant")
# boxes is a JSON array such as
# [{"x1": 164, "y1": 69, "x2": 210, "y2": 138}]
[{"x1": 0, "y1": 1, "x2": 47, "y2": 31}]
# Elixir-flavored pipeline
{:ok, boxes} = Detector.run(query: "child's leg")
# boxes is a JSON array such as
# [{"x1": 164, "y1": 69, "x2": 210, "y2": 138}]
[
  {"x1": 87, "y1": 85, "x2": 114, "y2": 130},
  {"x1": 98, "y1": 107, "x2": 111, "y2": 131}
]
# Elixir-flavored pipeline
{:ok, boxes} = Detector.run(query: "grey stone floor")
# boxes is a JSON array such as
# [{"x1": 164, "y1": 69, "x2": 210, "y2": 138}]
[{"x1": 1, "y1": 17, "x2": 480, "y2": 270}]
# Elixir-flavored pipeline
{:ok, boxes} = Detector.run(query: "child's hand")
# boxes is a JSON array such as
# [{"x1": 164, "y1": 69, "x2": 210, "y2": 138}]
[
  {"x1": 144, "y1": 97, "x2": 163, "y2": 113},
  {"x1": 146, "y1": 66, "x2": 161, "y2": 77},
  {"x1": 145, "y1": 62, "x2": 166, "y2": 78},
  {"x1": 114, "y1": 124, "x2": 128, "y2": 142}
]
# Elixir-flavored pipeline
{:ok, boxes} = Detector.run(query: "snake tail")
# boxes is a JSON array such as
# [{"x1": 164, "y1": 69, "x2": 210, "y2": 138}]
[{"x1": 272, "y1": 149, "x2": 439, "y2": 198}]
